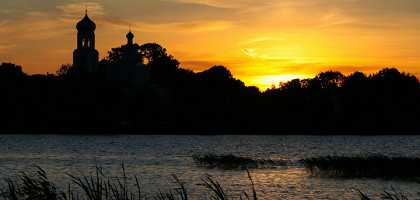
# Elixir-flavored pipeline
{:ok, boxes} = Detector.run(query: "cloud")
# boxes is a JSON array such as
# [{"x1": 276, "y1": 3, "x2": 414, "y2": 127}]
[
  {"x1": 27, "y1": 11, "x2": 50, "y2": 17},
  {"x1": 56, "y1": 2, "x2": 104, "y2": 21},
  {"x1": 241, "y1": 48, "x2": 257, "y2": 58},
  {"x1": 163, "y1": 0, "x2": 278, "y2": 14},
  {"x1": 0, "y1": 9, "x2": 14, "y2": 14},
  {"x1": 0, "y1": 44, "x2": 16, "y2": 53},
  {"x1": 95, "y1": 17, "x2": 130, "y2": 29},
  {"x1": 240, "y1": 47, "x2": 319, "y2": 64},
  {"x1": 317, "y1": 8, "x2": 354, "y2": 28},
  {"x1": 127, "y1": 20, "x2": 233, "y2": 33},
  {"x1": 92, "y1": 17, "x2": 232, "y2": 33},
  {"x1": 0, "y1": 12, "x2": 72, "y2": 41},
  {"x1": 163, "y1": 0, "x2": 253, "y2": 9},
  {"x1": 243, "y1": 37, "x2": 284, "y2": 44},
  {"x1": 0, "y1": 19, "x2": 8, "y2": 26}
]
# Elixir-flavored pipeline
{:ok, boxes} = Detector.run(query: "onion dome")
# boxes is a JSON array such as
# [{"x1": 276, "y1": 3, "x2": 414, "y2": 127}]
[
  {"x1": 76, "y1": 13, "x2": 96, "y2": 31},
  {"x1": 126, "y1": 31, "x2": 134, "y2": 39}
]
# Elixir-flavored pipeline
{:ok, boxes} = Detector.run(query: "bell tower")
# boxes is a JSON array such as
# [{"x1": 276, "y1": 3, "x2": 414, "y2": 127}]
[{"x1": 73, "y1": 10, "x2": 99, "y2": 73}]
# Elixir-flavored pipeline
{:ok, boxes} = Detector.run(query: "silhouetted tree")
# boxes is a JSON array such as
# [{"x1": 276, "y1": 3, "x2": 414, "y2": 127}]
[
  {"x1": 56, "y1": 64, "x2": 73, "y2": 76},
  {"x1": 198, "y1": 65, "x2": 232, "y2": 79},
  {"x1": 301, "y1": 78, "x2": 322, "y2": 92},
  {"x1": 138, "y1": 43, "x2": 171, "y2": 64},
  {"x1": 370, "y1": 68, "x2": 420, "y2": 92},
  {"x1": 105, "y1": 43, "x2": 141, "y2": 64},
  {"x1": 279, "y1": 79, "x2": 302, "y2": 92},
  {"x1": 104, "y1": 43, "x2": 181, "y2": 86},
  {"x1": 341, "y1": 71, "x2": 368, "y2": 90},
  {"x1": 315, "y1": 70, "x2": 345, "y2": 91},
  {"x1": 196, "y1": 65, "x2": 247, "y2": 93},
  {"x1": 139, "y1": 43, "x2": 180, "y2": 86},
  {"x1": 0, "y1": 62, "x2": 26, "y2": 80},
  {"x1": 106, "y1": 46, "x2": 124, "y2": 64}
]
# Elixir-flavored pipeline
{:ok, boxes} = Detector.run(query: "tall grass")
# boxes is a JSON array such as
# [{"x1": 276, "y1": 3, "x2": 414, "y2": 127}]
[
  {"x1": 192, "y1": 154, "x2": 287, "y2": 169},
  {"x1": 1, "y1": 162, "x2": 417, "y2": 200},
  {"x1": 356, "y1": 187, "x2": 409, "y2": 200},
  {"x1": 66, "y1": 164, "x2": 143, "y2": 200},
  {"x1": 0, "y1": 166, "x2": 67, "y2": 200},
  {"x1": 300, "y1": 155, "x2": 420, "y2": 179},
  {"x1": 0, "y1": 166, "x2": 258, "y2": 200}
]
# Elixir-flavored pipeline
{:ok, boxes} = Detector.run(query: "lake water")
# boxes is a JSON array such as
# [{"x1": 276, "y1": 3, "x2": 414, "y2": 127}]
[{"x1": 1, "y1": 135, "x2": 420, "y2": 199}]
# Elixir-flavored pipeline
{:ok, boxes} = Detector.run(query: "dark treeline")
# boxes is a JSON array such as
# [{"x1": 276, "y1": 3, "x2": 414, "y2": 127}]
[
  {"x1": 1, "y1": 44, "x2": 420, "y2": 134},
  {"x1": 263, "y1": 69, "x2": 420, "y2": 134}
]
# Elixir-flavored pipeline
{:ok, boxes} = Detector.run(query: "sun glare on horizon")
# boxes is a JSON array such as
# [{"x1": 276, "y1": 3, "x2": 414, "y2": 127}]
[
  {"x1": 242, "y1": 74, "x2": 311, "y2": 90},
  {"x1": 2, "y1": 1, "x2": 420, "y2": 88}
]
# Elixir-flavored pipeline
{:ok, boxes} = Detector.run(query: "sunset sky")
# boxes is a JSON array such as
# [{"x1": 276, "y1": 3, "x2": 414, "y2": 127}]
[{"x1": 1, "y1": 0, "x2": 420, "y2": 89}]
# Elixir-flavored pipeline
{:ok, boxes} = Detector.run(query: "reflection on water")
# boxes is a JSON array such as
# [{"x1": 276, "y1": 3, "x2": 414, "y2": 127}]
[{"x1": 0, "y1": 135, "x2": 420, "y2": 199}]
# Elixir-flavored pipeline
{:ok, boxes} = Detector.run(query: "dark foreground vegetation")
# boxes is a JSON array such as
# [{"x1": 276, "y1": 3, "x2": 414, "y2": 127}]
[
  {"x1": 0, "y1": 165, "x2": 258, "y2": 200},
  {"x1": 0, "y1": 164, "x2": 414, "y2": 200},
  {"x1": 1, "y1": 43, "x2": 420, "y2": 134},
  {"x1": 192, "y1": 154, "x2": 288, "y2": 169},
  {"x1": 300, "y1": 155, "x2": 420, "y2": 180}
]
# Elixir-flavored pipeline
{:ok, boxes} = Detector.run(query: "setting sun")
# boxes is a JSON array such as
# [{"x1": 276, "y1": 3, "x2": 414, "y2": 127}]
[
  {"x1": 1, "y1": 0, "x2": 420, "y2": 88},
  {"x1": 242, "y1": 74, "x2": 311, "y2": 89}
]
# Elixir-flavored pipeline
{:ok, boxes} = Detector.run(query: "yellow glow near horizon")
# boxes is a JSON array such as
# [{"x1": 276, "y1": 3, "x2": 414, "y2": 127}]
[
  {"x1": 2, "y1": 1, "x2": 420, "y2": 89},
  {"x1": 241, "y1": 74, "x2": 311, "y2": 90}
]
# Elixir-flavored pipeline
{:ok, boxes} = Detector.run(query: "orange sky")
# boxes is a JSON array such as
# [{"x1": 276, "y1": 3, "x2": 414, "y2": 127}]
[{"x1": 1, "y1": 0, "x2": 420, "y2": 89}]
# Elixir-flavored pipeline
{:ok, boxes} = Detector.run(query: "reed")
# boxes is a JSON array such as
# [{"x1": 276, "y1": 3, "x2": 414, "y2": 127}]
[
  {"x1": 0, "y1": 166, "x2": 258, "y2": 200},
  {"x1": 192, "y1": 154, "x2": 287, "y2": 169},
  {"x1": 200, "y1": 169, "x2": 258, "y2": 200},
  {"x1": 65, "y1": 163, "x2": 144, "y2": 200},
  {"x1": 356, "y1": 187, "x2": 409, "y2": 200},
  {"x1": 0, "y1": 166, "x2": 66, "y2": 200},
  {"x1": 300, "y1": 155, "x2": 420, "y2": 179},
  {"x1": 0, "y1": 164, "x2": 414, "y2": 200}
]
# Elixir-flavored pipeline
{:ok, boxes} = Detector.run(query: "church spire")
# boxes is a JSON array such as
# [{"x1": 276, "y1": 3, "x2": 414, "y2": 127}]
[
  {"x1": 126, "y1": 26, "x2": 134, "y2": 45},
  {"x1": 73, "y1": 11, "x2": 99, "y2": 73}
]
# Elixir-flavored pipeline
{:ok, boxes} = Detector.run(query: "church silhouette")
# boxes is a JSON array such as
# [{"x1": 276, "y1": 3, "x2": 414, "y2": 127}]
[
  {"x1": 73, "y1": 11, "x2": 150, "y2": 88},
  {"x1": 73, "y1": 11, "x2": 98, "y2": 73}
]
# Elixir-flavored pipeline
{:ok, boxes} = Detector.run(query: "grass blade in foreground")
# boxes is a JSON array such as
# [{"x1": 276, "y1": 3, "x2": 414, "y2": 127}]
[{"x1": 0, "y1": 165, "x2": 416, "y2": 200}]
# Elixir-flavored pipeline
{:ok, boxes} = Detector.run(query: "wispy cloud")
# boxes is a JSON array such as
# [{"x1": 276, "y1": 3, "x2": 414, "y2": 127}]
[
  {"x1": 56, "y1": 2, "x2": 104, "y2": 21},
  {"x1": 317, "y1": 8, "x2": 354, "y2": 28},
  {"x1": 240, "y1": 48, "x2": 311, "y2": 62},
  {"x1": 96, "y1": 17, "x2": 130, "y2": 29},
  {"x1": 27, "y1": 11, "x2": 50, "y2": 17},
  {"x1": 163, "y1": 0, "x2": 276, "y2": 13},
  {"x1": 0, "y1": 19, "x2": 8, "y2": 26},
  {"x1": 163, "y1": 0, "x2": 251, "y2": 8},
  {"x1": 128, "y1": 20, "x2": 233, "y2": 33},
  {"x1": 241, "y1": 48, "x2": 257, "y2": 58},
  {"x1": 0, "y1": 9, "x2": 14, "y2": 14},
  {"x1": 0, "y1": 44, "x2": 16, "y2": 53},
  {"x1": 240, "y1": 37, "x2": 285, "y2": 45}
]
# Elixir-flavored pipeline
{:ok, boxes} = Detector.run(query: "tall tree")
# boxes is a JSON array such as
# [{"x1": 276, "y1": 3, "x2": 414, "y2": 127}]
[
  {"x1": 315, "y1": 70, "x2": 345, "y2": 91},
  {"x1": 370, "y1": 68, "x2": 420, "y2": 92},
  {"x1": 341, "y1": 71, "x2": 368, "y2": 91},
  {"x1": 56, "y1": 64, "x2": 73, "y2": 76},
  {"x1": 139, "y1": 43, "x2": 180, "y2": 86},
  {"x1": 0, "y1": 62, "x2": 26, "y2": 80}
]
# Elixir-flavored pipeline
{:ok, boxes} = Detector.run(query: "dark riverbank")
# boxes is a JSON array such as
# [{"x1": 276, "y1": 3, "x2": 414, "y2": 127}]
[{"x1": 2, "y1": 62, "x2": 420, "y2": 135}]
